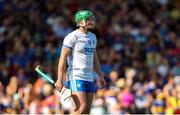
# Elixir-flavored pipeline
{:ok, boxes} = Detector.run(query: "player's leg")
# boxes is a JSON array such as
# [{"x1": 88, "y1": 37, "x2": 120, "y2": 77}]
[
  {"x1": 67, "y1": 80, "x2": 88, "y2": 114},
  {"x1": 71, "y1": 92, "x2": 87, "y2": 114},
  {"x1": 86, "y1": 92, "x2": 94, "y2": 113},
  {"x1": 85, "y1": 81, "x2": 96, "y2": 113}
]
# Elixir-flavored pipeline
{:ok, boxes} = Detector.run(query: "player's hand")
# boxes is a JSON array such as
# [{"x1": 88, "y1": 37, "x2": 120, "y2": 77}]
[
  {"x1": 54, "y1": 79, "x2": 63, "y2": 92},
  {"x1": 98, "y1": 76, "x2": 106, "y2": 88}
]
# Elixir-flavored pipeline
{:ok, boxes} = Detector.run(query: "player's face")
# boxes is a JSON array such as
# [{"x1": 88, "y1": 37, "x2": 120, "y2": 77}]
[{"x1": 85, "y1": 16, "x2": 95, "y2": 30}]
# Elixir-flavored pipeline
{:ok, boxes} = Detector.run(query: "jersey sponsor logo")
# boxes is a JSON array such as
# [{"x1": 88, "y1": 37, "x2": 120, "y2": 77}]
[
  {"x1": 78, "y1": 47, "x2": 95, "y2": 54},
  {"x1": 84, "y1": 48, "x2": 95, "y2": 53}
]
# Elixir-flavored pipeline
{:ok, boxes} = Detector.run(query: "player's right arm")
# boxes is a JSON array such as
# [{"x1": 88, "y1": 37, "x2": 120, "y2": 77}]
[
  {"x1": 55, "y1": 32, "x2": 76, "y2": 92},
  {"x1": 55, "y1": 47, "x2": 71, "y2": 92}
]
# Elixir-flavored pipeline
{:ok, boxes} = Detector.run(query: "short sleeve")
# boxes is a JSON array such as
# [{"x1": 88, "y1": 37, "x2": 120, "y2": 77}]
[{"x1": 63, "y1": 33, "x2": 76, "y2": 49}]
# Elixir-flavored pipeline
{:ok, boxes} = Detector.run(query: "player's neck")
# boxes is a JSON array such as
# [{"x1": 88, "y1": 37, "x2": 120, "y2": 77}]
[{"x1": 79, "y1": 27, "x2": 88, "y2": 34}]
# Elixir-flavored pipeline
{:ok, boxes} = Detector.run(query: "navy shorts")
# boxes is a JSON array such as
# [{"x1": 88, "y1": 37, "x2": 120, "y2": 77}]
[{"x1": 66, "y1": 80, "x2": 95, "y2": 93}]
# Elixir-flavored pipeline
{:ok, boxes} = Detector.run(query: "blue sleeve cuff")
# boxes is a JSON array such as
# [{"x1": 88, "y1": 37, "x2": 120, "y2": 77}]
[{"x1": 63, "y1": 45, "x2": 73, "y2": 49}]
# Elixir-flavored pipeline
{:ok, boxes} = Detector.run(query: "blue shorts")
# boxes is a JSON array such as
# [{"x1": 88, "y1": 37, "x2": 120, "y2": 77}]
[{"x1": 66, "y1": 80, "x2": 95, "y2": 93}]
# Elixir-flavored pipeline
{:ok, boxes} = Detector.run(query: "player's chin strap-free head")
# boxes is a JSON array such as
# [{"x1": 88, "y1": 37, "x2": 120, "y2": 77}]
[{"x1": 75, "y1": 10, "x2": 95, "y2": 30}]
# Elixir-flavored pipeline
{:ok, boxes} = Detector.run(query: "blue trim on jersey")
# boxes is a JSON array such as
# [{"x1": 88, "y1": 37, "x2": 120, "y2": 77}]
[
  {"x1": 66, "y1": 80, "x2": 95, "y2": 93},
  {"x1": 63, "y1": 45, "x2": 73, "y2": 49}
]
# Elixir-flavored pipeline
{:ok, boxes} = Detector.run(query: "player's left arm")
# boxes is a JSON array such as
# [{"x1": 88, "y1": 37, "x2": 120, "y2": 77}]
[
  {"x1": 93, "y1": 50, "x2": 102, "y2": 77},
  {"x1": 93, "y1": 50, "x2": 106, "y2": 87}
]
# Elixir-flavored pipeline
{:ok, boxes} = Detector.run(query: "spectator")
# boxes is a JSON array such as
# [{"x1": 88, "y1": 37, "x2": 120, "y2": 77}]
[{"x1": 0, "y1": 0, "x2": 179, "y2": 114}]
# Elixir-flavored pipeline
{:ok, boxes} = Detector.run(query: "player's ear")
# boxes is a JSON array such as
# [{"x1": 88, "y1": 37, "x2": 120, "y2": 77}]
[{"x1": 78, "y1": 19, "x2": 86, "y2": 27}]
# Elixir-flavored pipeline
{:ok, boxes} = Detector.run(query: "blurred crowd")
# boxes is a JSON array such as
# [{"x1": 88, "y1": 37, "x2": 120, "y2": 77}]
[{"x1": 0, "y1": 0, "x2": 180, "y2": 114}]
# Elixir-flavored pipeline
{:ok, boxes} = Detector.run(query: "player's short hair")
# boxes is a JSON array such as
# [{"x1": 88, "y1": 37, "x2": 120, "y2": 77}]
[{"x1": 75, "y1": 10, "x2": 94, "y2": 25}]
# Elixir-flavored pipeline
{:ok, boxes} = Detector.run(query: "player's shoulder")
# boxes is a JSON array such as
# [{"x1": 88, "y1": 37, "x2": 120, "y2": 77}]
[{"x1": 65, "y1": 30, "x2": 77, "y2": 38}]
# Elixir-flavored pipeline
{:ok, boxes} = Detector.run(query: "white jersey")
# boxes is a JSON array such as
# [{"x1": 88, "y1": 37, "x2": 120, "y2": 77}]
[{"x1": 63, "y1": 29, "x2": 97, "y2": 82}]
